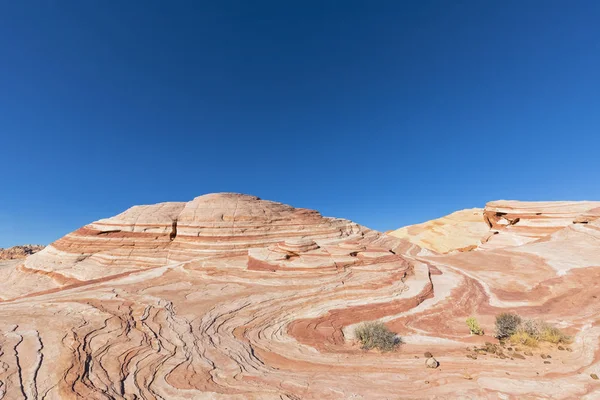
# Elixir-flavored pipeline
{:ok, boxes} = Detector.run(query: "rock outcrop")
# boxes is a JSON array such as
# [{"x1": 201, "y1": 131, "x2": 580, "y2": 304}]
[
  {"x1": 390, "y1": 200, "x2": 600, "y2": 253},
  {"x1": 0, "y1": 244, "x2": 44, "y2": 260},
  {"x1": 388, "y1": 208, "x2": 489, "y2": 253},
  {"x1": 0, "y1": 194, "x2": 599, "y2": 399}
]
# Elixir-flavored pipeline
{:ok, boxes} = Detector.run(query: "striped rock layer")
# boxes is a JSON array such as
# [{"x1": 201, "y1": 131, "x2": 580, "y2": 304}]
[{"x1": 0, "y1": 194, "x2": 599, "y2": 399}]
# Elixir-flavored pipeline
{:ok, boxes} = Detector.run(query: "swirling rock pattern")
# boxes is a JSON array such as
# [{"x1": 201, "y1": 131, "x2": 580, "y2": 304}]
[{"x1": 0, "y1": 194, "x2": 599, "y2": 399}]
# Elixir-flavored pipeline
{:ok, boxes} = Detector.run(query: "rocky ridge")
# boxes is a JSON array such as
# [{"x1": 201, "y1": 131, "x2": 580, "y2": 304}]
[{"x1": 0, "y1": 244, "x2": 44, "y2": 260}]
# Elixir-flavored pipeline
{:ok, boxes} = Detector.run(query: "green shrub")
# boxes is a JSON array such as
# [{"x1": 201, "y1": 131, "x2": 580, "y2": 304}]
[
  {"x1": 354, "y1": 322, "x2": 400, "y2": 352},
  {"x1": 495, "y1": 313, "x2": 521, "y2": 339},
  {"x1": 466, "y1": 317, "x2": 484, "y2": 335}
]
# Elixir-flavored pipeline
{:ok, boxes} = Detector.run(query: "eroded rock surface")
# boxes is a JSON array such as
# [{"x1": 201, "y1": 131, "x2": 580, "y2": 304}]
[
  {"x1": 0, "y1": 244, "x2": 44, "y2": 260},
  {"x1": 388, "y1": 208, "x2": 489, "y2": 253},
  {"x1": 0, "y1": 194, "x2": 599, "y2": 399}
]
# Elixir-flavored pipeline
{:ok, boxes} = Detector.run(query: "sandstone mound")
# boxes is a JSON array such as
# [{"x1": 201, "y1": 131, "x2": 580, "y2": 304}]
[
  {"x1": 390, "y1": 200, "x2": 600, "y2": 253},
  {"x1": 0, "y1": 244, "x2": 44, "y2": 260},
  {"x1": 388, "y1": 208, "x2": 489, "y2": 253},
  {"x1": 0, "y1": 194, "x2": 599, "y2": 399}
]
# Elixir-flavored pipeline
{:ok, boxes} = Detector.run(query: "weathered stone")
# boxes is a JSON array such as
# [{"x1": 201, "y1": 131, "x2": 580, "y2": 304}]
[{"x1": 426, "y1": 357, "x2": 440, "y2": 369}]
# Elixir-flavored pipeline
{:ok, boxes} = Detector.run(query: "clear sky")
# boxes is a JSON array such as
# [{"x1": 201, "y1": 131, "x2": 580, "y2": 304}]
[{"x1": 1, "y1": 1, "x2": 599, "y2": 247}]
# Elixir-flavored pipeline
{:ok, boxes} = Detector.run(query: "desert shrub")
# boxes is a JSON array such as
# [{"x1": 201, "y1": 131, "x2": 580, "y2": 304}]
[
  {"x1": 495, "y1": 313, "x2": 521, "y2": 339},
  {"x1": 498, "y1": 316, "x2": 571, "y2": 345},
  {"x1": 354, "y1": 322, "x2": 400, "y2": 352},
  {"x1": 466, "y1": 317, "x2": 484, "y2": 335},
  {"x1": 519, "y1": 319, "x2": 542, "y2": 339},
  {"x1": 510, "y1": 330, "x2": 539, "y2": 347},
  {"x1": 509, "y1": 319, "x2": 541, "y2": 347},
  {"x1": 539, "y1": 323, "x2": 571, "y2": 344}
]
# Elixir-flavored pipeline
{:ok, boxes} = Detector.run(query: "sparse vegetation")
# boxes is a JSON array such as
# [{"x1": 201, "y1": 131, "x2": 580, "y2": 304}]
[
  {"x1": 509, "y1": 330, "x2": 539, "y2": 347},
  {"x1": 495, "y1": 312, "x2": 522, "y2": 339},
  {"x1": 354, "y1": 321, "x2": 400, "y2": 352},
  {"x1": 539, "y1": 323, "x2": 571, "y2": 344},
  {"x1": 501, "y1": 317, "x2": 572, "y2": 347},
  {"x1": 466, "y1": 317, "x2": 484, "y2": 335}
]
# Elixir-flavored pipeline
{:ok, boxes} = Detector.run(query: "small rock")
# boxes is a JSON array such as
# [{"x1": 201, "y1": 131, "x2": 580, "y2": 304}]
[
  {"x1": 506, "y1": 372, "x2": 510, "y2": 375},
  {"x1": 558, "y1": 346, "x2": 565, "y2": 351},
  {"x1": 424, "y1": 351, "x2": 433, "y2": 358},
  {"x1": 425, "y1": 381, "x2": 430, "y2": 384},
  {"x1": 483, "y1": 343, "x2": 498, "y2": 354},
  {"x1": 507, "y1": 347, "x2": 513, "y2": 351},
  {"x1": 514, "y1": 347, "x2": 522, "y2": 352},
  {"x1": 566, "y1": 347, "x2": 573, "y2": 352},
  {"x1": 544, "y1": 361, "x2": 551, "y2": 364},
  {"x1": 466, "y1": 354, "x2": 477, "y2": 360},
  {"x1": 524, "y1": 351, "x2": 533, "y2": 356},
  {"x1": 463, "y1": 373, "x2": 473, "y2": 380},
  {"x1": 465, "y1": 347, "x2": 471, "y2": 352},
  {"x1": 426, "y1": 357, "x2": 439, "y2": 369},
  {"x1": 414, "y1": 355, "x2": 419, "y2": 359},
  {"x1": 512, "y1": 353, "x2": 526, "y2": 360},
  {"x1": 541, "y1": 354, "x2": 548, "y2": 359},
  {"x1": 547, "y1": 355, "x2": 552, "y2": 359},
  {"x1": 591, "y1": 374, "x2": 599, "y2": 380}
]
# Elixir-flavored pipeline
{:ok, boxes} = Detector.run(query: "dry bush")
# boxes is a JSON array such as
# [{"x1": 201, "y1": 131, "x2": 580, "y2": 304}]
[
  {"x1": 519, "y1": 319, "x2": 542, "y2": 338},
  {"x1": 510, "y1": 330, "x2": 539, "y2": 347},
  {"x1": 495, "y1": 313, "x2": 521, "y2": 339},
  {"x1": 501, "y1": 316, "x2": 571, "y2": 346},
  {"x1": 539, "y1": 324, "x2": 572, "y2": 344},
  {"x1": 354, "y1": 322, "x2": 400, "y2": 352}
]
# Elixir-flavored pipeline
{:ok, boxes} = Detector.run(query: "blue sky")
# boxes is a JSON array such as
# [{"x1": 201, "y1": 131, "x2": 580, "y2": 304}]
[{"x1": 1, "y1": 1, "x2": 599, "y2": 247}]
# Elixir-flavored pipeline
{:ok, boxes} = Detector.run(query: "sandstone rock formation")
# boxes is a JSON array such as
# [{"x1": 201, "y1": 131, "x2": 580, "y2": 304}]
[
  {"x1": 0, "y1": 244, "x2": 44, "y2": 260},
  {"x1": 388, "y1": 208, "x2": 489, "y2": 253},
  {"x1": 0, "y1": 194, "x2": 599, "y2": 399}
]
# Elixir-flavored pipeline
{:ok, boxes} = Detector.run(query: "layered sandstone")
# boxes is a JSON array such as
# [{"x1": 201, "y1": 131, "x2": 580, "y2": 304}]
[
  {"x1": 390, "y1": 200, "x2": 600, "y2": 253},
  {"x1": 0, "y1": 194, "x2": 599, "y2": 399}
]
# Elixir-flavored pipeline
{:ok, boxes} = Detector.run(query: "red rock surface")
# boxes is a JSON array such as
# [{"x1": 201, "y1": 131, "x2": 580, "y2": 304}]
[
  {"x1": 0, "y1": 244, "x2": 44, "y2": 260},
  {"x1": 0, "y1": 194, "x2": 599, "y2": 399}
]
